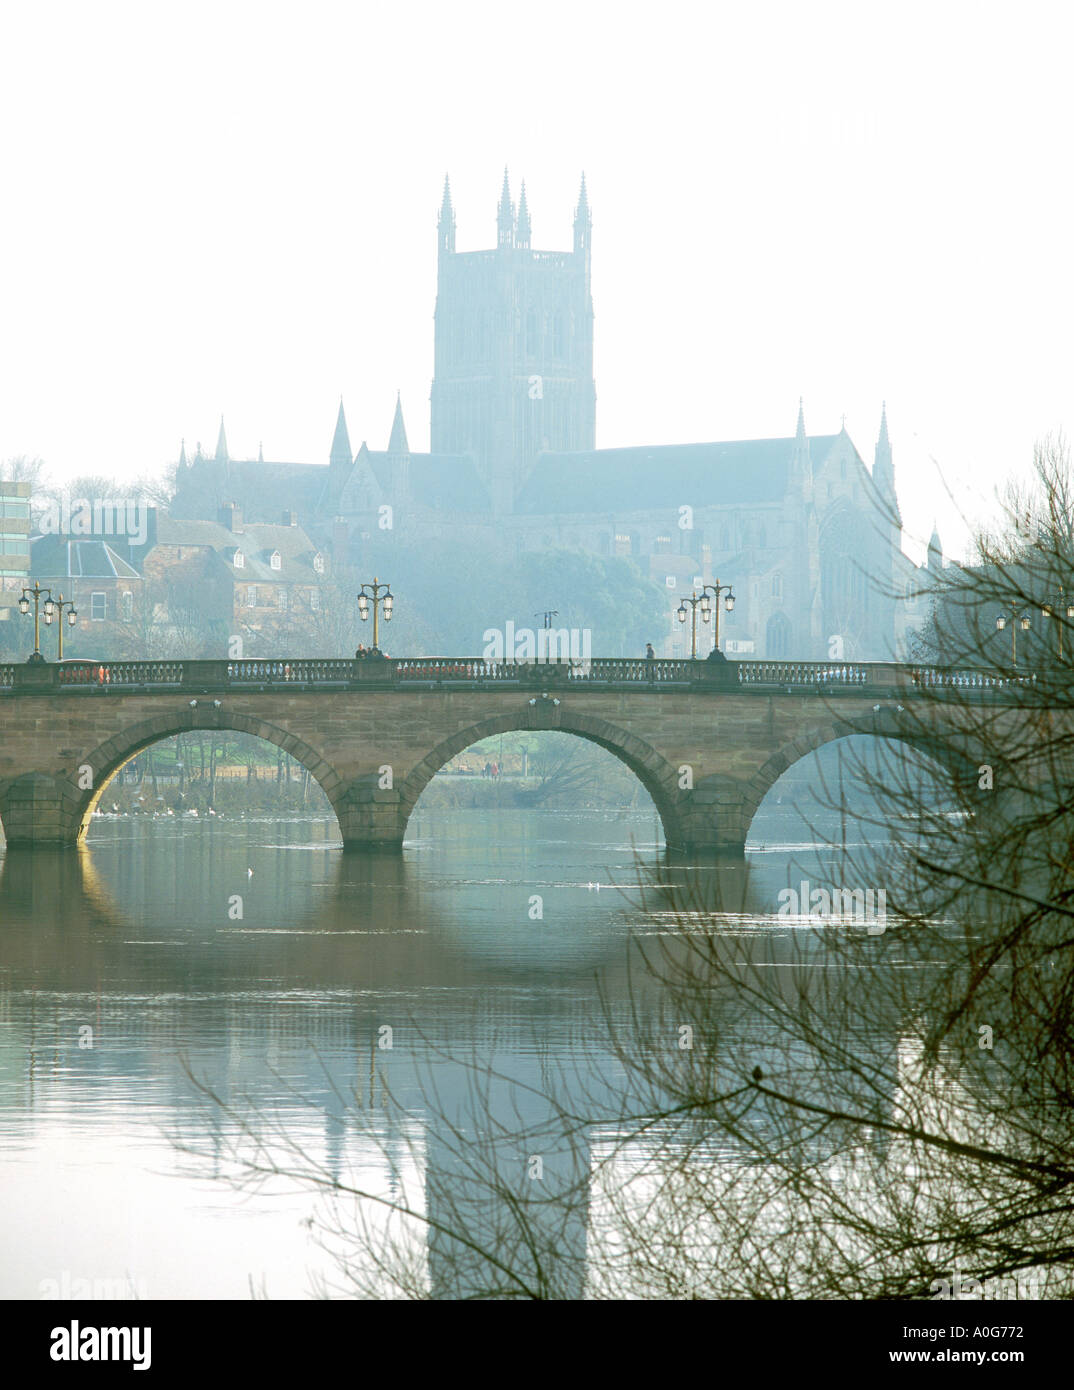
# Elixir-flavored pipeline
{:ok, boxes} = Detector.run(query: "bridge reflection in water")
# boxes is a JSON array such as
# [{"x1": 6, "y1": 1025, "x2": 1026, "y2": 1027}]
[{"x1": 0, "y1": 800, "x2": 917, "y2": 1298}]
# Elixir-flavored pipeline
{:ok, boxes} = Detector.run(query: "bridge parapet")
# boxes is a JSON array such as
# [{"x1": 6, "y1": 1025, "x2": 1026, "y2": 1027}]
[{"x1": 0, "y1": 655, "x2": 1043, "y2": 697}]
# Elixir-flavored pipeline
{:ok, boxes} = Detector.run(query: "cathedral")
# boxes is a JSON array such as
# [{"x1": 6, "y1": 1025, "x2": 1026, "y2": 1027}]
[{"x1": 171, "y1": 171, "x2": 918, "y2": 661}]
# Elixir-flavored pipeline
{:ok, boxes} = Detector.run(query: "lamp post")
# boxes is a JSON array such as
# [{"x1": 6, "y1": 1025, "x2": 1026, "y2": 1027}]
[
  {"x1": 357, "y1": 576, "x2": 394, "y2": 651},
  {"x1": 17, "y1": 580, "x2": 54, "y2": 663},
  {"x1": 44, "y1": 591, "x2": 78, "y2": 659},
  {"x1": 1038, "y1": 586, "x2": 1074, "y2": 661},
  {"x1": 676, "y1": 590, "x2": 711, "y2": 660},
  {"x1": 702, "y1": 579, "x2": 736, "y2": 654},
  {"x1": 995, "y1": 608, "x2": 1031, "y2": 667},
  {"x1": 534, "y1": 611, "x2": 559, "y2": 663}
]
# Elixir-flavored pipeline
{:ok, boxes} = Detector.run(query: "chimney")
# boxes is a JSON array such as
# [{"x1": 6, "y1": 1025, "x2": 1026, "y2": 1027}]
[
  {"x1": 282, "y1": 510, "x2": 298, "y2": 527},
  {"x1": 219, "y1": 502, "x2": 243, "y2": 533}
]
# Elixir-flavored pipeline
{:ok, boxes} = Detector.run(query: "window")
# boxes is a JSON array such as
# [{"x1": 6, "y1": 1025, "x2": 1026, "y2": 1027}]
[
  {"x1": 840, "y1": 460, "x2": 847, "y2": 479},
  {"x1": 772, "y1": 574, "x2": 783, "y2": 599},
  {"x1": 122, "y1": 591, "x2": 133, "y2": 621},
  {"x1": 313, "y1": 553, "x2": 324, "y2": 574},
  {"x1": 247, "y1": 585, "x2": 256, "y2": 607},
  {"x1": 759, "y1": 525, "x2": 767, "y2": 550},
  {"x1": 270, "y1": 551, "x2": 281, "y2": 571},
  {"x1": 277, "y1": 588, "x2": 287, "y2": 609},
  {"x1": 310, "y1": 589, "x2": 320, "y2": 611},
  {"x1": 0, "y1": 499, "x2": 30, "y2": 519},
  {"x1": 90, "y1": 592, "x2": 106, "y2": 621},
  {"x1": 233, "y1": 550, "x2": 245, "y2": 568},
  {"x1": 0, "y1": 538, "x2": 28, "y2": 553}
]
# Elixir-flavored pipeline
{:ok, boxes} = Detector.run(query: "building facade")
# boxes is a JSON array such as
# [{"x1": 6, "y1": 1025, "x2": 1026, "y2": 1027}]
[{"x1": 170, "y1": 172, "x2": 913, "y2": 661}]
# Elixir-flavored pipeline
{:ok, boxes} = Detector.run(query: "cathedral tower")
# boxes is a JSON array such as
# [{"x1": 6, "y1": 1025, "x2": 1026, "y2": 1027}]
[{"x1": 430, "y1": 171, "x2": 596, "y2": 513}]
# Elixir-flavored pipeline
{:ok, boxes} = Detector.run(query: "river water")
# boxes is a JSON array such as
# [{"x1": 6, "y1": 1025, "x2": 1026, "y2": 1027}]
[{"x1": 0, "y1": 801, "x2": 891, "y2": 1299}]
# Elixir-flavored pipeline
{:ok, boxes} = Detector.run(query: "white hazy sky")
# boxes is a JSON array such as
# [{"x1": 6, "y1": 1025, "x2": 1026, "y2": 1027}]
[{"x1": 2, "y1": 0, "x2": 1072, "y2": 563}]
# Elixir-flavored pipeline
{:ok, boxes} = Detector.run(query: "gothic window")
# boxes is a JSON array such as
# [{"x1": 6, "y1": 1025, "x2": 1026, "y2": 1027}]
[
  {"x1": 270, "y1": 551, "x2": 281, "y2": 571},
  {"x1": 840, "y1": 460, "x2": 847, "y2": 480},
  {"x1": 720, "y1": 526, "x2": 730, "y2": 550},
  {"x1": 247, "y1": 586, "x2": 256, "y2": 607},
  {"x1": 759, "y1": 525, "x2": 767, "y2": 550},
  {"x1": 766, "y1": 612, "x2": 792, "y2": 658},
  {"x1": 772, "y1": 574, "x2": 783, "y2": 599},
  {"x1": 233, "y1": 549, "x2": 245, "y2": 568}
]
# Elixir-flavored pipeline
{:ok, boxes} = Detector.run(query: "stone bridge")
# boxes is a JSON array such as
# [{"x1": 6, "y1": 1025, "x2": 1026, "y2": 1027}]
[{"x1": 0, "y1": 655, "x2": 1046, "y2": 854}]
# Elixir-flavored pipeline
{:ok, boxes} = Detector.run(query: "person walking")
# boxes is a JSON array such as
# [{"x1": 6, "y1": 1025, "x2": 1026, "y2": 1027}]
[{"x1": 645, "y1": 642, "x2": 656, "y2": 660}]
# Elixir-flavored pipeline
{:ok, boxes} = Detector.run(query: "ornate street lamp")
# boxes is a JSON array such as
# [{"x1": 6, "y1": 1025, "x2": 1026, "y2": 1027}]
[
  {"x1": 676, "y1": 590, "x2": 711, "y2": 660},
  {"x1": 44, "y1": 591, "x2": 78, "y2": 659},
  {"x1": 995, "y1": 609, "x2": 1031, "y2": 667},
  {"x1": 357, "y1": 576, "x2": 394, "y2": 652},
  {"x1": 702, "y1": 579, "x2": 736, "y2": 655},
  {"x1": 18, "y1": 580, "x2": 54, "y2": 663},
  {"x1": 1038, "y1": 586, "x2": 1074, "y2": 661}
]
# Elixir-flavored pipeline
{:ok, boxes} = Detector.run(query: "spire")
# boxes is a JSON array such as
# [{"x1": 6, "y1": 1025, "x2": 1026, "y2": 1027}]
[
  {"x1": 872, "y1": 400, "x2": 901, "y2": 525},
  {"x1": 387, "y1": 392, "x2": 409, "y2": 455},
  {"x1": 927, "y1": 521, "x2": 943, "y2": 573},
  {"x1": 178, "y1": 438, "x2": 188, "y2": 468},
  {"x1": 438, "y1": 173, "x2": 455, "y2": 256},
  {"x1": 516, "y1": 180, "x2": 531, "y2": 249},
  {"x1": 575, "y1": 171, "x2": 589, "y2": 220},
  {"x1": 791, "y1": 397, "x2": 811, "y2": 487},
  {"x1": 497, "y1": 166, "x2": 515, "y2": 248},
  {"x1": 215, "y1": 416, "x2": 228, "y2": 463},
  {"x1": 330, "y1": 398, "x2": 352, "y2": 469},
  {"x1": 258, "y1": 441, "x2": 264, "y2": 464},
  {"x1": 573, "y1": 171, "x2": 591, "y2": 256}
]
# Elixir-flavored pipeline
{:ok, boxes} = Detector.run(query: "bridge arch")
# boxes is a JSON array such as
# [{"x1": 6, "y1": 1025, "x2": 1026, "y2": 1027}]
[
  {"x1": 396, "y1": 710, "x2": 685, "y2": 850},
  {"x1": 738, "y1": 710, "x2": 979, "y2": 847},
  {"x1": 70, "y1": 710, "x2": 345, "y2": 843}
]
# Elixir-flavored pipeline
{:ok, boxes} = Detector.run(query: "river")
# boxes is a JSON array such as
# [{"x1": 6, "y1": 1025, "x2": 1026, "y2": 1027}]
[{"x1": 0, "y1": 800, "x2": 896, "y2": 1299}]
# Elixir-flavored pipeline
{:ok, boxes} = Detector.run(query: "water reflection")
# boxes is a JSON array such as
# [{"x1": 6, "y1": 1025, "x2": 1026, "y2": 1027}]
[{"x1": 0, "y1": 805, "x2": 903, "y2": 1298}]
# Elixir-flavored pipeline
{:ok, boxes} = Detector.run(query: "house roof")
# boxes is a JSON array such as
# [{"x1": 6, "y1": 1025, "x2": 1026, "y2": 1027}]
[
  {"x1": 29, "y1": 535, "x2": 141, "y2": 579},
  {"x1": 152, "y1": 515, "x2": 324, "y2": 584},
  {"x1": 515, "y1": 435, "x2": 845, "y2": 515}
]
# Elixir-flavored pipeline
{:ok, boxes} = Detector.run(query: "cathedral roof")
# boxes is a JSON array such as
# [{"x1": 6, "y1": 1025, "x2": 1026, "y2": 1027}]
[
  {"x1": 171, "y1": 459, "x2": 329, "y2": 524},
  {"x1": 364, "y1": 452, "x2": 492, "y2": 512},
  {"x1": 515, "y1": 436, "x2": 843, "y2": 515}
]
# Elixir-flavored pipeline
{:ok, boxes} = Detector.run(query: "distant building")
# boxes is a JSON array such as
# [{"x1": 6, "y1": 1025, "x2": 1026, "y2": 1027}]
[
  {"x1": 0, "y1": 481, "x2": 32, "y2": 645},
  {"x1": 137, "y1": 506, "x2": 327, "y2": 646},
  {"x1": 171, "y1": 172, "x2": 911, "y2": 661},
  {"x1": 0, "y1": 482, "x2": 31, "y2": 578},
  {"x1": 26, "y1": 531, "x2": 143, "y2": 656}
]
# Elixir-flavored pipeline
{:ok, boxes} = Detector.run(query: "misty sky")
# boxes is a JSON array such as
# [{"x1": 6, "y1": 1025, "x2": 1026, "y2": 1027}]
[{"x1": 2, "y1": 0, "x2": 1072, "y2": 563}]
